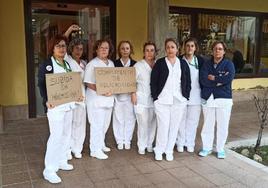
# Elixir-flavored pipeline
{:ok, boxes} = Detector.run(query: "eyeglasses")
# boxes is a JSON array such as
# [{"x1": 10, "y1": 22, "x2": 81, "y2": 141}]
[{"x1": 55, "y1": 44, "x2": 67, "y2": 48}]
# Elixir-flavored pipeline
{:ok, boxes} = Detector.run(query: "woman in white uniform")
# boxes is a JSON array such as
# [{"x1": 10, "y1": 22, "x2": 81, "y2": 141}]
[
  {"x1": 131, "y1": 41, "x2": 157, "y2": 155},
  {"x1": 84, "y1": 39, "x2": 115, "y2": 160},
  {"x1": 176, "y1": 38, "x2": 204, "y2": 153},
  {"x1": 113, "y1": 40, "x2": 136, "y2": 150},
  {"x1": 199, "y1": 41, "x2": 235, "y2": 159},
  {"x1": 64, "y1": 24, "x2": 87, "y2": 159},
  {"x1": 38, "y1": 35, "x2": 78, "y2": 184},
  {"x1": 64, "y1": 37, "x2": 87, "y2": 159},
  {"x1": 151, "y1": 38, "x2": 191, "y2": 161}
]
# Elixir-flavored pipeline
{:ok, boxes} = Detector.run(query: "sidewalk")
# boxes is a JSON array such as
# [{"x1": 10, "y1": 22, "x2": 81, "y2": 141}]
[{"x1": 1, "y1": 100, "x2": 268, "y2": 188}]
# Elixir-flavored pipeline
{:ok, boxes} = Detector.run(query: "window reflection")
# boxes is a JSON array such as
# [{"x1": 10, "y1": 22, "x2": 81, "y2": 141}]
[
  {"x1": 169, "y1": 13, "x2": 191, "y2": 49},
  {"x1": 197, "y1": 14, "x2": 256, "y2": 74},
  {"x1": 260, "y1": 19, "x2": 268, "y2": 73},
  {"x1": 168, "y1": 12, "x2": 257, "y2": 74}
]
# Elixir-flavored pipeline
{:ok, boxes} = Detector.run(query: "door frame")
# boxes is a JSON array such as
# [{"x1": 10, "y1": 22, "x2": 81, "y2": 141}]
[{"x1": 24, "y1": 0, "x2": 116, "y2": 118}]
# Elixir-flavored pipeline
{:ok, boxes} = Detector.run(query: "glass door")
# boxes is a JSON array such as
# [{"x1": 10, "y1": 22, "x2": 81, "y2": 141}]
[{"x1": 27, "y1": 1, "x2": 114, "y2": 117}]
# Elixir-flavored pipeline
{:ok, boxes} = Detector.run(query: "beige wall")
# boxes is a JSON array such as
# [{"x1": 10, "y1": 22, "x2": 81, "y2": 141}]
[
  {"x1": 116, "y1": 0, "x2": 148, "y2": 60},
  {"x1": 169, "y1": 0, "x2": 268, "y2": 12},
  {"x1": 0, "y1": 0, "x2": 28, "y2": 106},
  {"x1": 233, "y1": 78, "x2": 268, "y2": 90}
]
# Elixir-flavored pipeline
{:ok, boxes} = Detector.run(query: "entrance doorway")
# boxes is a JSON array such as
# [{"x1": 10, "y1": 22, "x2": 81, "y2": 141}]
[{"x1": 24, "y1": 0, "x2": 115, "y2": 117}]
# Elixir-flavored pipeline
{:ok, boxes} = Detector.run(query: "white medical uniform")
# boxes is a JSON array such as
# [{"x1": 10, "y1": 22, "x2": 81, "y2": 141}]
[
  {"x1": 44, "y1": 57, "x2": 76, "y2": 174},
  {"x1": 84, "y1": 57, "x2": 114, "y2": 154},
  {"x1": 154, "y1": 57, "x2": 187, "y2": 155},
  {"x1": 65, "y1": 54, "x2": 87, "y2": 155},
  {"x1": 134, "y1": 60, "x2": 156, "y2": 151},
  {"x1": 201, "y1": 95, "x2": 233, "y2": 152},
  {"x1": 113, "y1": 59, "x2": 136, "y2": 146},
  {"x1": 177, "y1": 56, "x2": 201, "y2": 149}
]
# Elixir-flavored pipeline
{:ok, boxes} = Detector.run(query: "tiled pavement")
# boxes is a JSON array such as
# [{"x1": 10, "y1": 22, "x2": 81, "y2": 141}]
[{"x1": 1, "y1": 101, "x2": 268, "y2": 188}]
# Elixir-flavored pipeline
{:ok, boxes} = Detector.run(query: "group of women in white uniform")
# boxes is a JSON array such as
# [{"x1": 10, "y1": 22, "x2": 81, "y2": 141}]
[{"x1": 38, "y1": 24, "x2": 235, "y2": 184}]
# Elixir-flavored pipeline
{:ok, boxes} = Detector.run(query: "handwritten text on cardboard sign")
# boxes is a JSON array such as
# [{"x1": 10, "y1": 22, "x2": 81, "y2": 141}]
[{"x1": 95, "y1": 67, "x2": 136, "y2": 94}]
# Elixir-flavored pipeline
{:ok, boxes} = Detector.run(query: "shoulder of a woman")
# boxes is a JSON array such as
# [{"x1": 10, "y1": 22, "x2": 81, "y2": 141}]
[{"x1": 135, "y1": 60, "x2": 146, "y2": 67}]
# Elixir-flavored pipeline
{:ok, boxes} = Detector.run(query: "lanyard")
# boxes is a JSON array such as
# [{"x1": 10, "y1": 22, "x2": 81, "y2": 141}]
[{"x1": 53, "y1": 56, "x2": 72, "y2": 72}]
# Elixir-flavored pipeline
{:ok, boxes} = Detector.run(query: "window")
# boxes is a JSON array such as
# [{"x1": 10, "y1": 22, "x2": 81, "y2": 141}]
[
  {"x1": 197, "y1": 14, "x2": 256, "y2": 74},
  {"x1": 260, "y1": 19, "x2": 268, "y2": 73},
  {"x1": 169, "y1": 13, "x2": 191, "y2": 45},
  {"x1": 169, "y1": 7, "x2": 268, "y2": 77}
]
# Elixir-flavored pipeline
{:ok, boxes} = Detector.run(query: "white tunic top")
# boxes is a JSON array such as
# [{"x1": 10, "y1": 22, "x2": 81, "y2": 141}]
[
  {"x1": 157, "y1": 57, "x2": 187, "y2": 105},
  {"x1": 49, "y1": 56, "x2": 76, "y2": 111},
  {"x1": 84, "y1": 57, "x2": 115, "y2": 108},
  {"x1": 115, "y1": 58, "x2": 131, "y2": 102},
  {"x1": 65, "y1": 54, "x2": 86, "y2": 106},
  {"x1": 134, "y1": 59, "x2": 154, "y2": 108},
  {"x1": 183, "y1": 56, "x2": 201, "y2": 105}
]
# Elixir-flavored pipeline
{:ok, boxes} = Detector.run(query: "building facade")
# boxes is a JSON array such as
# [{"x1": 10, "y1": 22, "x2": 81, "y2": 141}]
[{"x1": 0, "y1": 0, "x2": 267, "y2": 120}]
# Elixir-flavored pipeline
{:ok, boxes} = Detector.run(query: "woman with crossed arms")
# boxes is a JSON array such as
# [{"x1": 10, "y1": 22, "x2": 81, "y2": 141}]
[{"x1": 199, "y1": 41, "x2": 235, "y2": 159}]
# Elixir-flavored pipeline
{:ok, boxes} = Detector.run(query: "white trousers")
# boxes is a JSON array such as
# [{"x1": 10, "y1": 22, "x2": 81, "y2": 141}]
[
  {"x1": 177, "y1": 105, "x2": 201, "y2": 148},
  {"x1": 113, "y1": 100, "x2": 136, "y2": 145},
  {"x1": 154, "y1": 100, "x2": 186, "y2": 154},
  {"x1": 201, "y1": 105, "x2": 232, "y2": 152},
  {"x1": 45, "y1": 108, "x2": 73, "y2": 173},
  {"x1": 87, "y1": 105, "x2": 112, "y2": 153},
  {"x1": 70, "y1": 105, "x2": 86, "y2": 154},
  {"x1": 135, "y1": 107, "x2": 156, "y2": 150}
]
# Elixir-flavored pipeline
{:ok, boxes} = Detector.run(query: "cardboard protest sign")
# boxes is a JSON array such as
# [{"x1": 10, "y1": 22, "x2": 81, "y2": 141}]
[
  {"x1": 95, "y1": 67, "x2": 136, "y2": 94},
  {"x1": 46, "y1": 72, "x2": 82, "y2": 106}
]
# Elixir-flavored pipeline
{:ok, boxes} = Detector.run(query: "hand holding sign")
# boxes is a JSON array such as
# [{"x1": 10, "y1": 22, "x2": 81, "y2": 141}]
[{"x1": 45, "y1": 72, "x2": 83, "y2": 106}]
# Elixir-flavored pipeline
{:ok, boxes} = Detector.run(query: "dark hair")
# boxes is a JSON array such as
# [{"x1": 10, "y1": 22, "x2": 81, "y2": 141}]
[
  {"x1": 48, "y1": 35, "x2": 68, "y2": 56},
  {"x1": 165, "y1": 38, "x2": 179, "y2": 49},
  {"x1": 142, "y1": 41, "x2": 158, "y2": 59},
  {"x1": 211, "y1": 40, "x2": 227, "y2": 52},
  {"x1": 117, "y1": 40, "x2": 134, "y2": 58},
  {"x1": 67, "y1": 38, "x2": 84, "y2": 55},
  {"x1": 93, "y1": 39, "x2": 114, "y2": 59},
  {"x1": 184, "y1": 37, "x2": 199, "y2": 54}
]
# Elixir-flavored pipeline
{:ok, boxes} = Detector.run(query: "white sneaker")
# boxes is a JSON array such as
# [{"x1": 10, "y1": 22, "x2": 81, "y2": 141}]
[
  {"x1": 166, "y1": 153, "x2": 174, "y2": 161},
  {"x1": 59, "y1": 163, "x2": 74, "y2": 171},
  {"x1": 102, "y1": 146, "x2": 111, "y2": 152},
  {"x1": 138, "y1": 149, "x2": 145, "y2": 155},
  {"x1": 125, "y1": 144, "x2": 131, "y2": 150},
  {"x1": 74, "y1": 152, "x2": 82, "y2": 159},
  {"x1": 43, "y1": 171, "x2": 61, "y2": 184},
  {"x1": 91, "y1": 151, "x2": 108, "y2": 160},
  {"x1": 177, "y1": 146, "x2": 184, "y2": 153},
  {"x1": 187, "y1": 147, "x2": 194, "y2": 153},
  {"x1": 147, "y1": 147, "x2": 153, "y2": 153},
  {"x1": 117, "y1": 143, "x2": 124, "y2": 150},
  {"x1": 155, "y1": 153, "x2": 163, "y2": 161}
]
